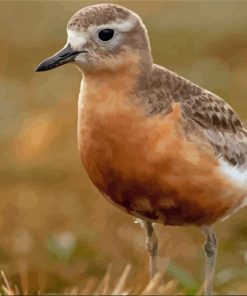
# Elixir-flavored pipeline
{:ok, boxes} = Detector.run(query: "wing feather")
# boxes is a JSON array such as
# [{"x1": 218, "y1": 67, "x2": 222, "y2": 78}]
[
  {"x1": 151, "y1": 65, "x2": 247, "y2": 167},
  {"x1": 180, "y1": 91, "x2": 247, "y2": 167}
]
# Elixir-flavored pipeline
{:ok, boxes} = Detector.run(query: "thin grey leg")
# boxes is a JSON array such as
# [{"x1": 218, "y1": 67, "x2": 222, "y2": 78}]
[
  {"x1": 142, "y1": 220, "x2": 158, "y2": 279},
  {"x1": 202, "y1": 225, "x2": 217, "y2": 296}
]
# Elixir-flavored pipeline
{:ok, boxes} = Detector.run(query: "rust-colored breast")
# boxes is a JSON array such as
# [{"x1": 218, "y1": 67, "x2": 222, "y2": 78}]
[{"x1": 77, "y1": 72, "x2": 245, "y2": 227}]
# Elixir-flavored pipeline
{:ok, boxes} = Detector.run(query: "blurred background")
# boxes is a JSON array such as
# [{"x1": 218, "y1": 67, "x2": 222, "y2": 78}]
[{"x1": 1, "y1": 0, "x2": 247, "y2": 294}]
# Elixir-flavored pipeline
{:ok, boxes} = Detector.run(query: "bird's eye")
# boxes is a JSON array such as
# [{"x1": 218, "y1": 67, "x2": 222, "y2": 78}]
[{"x1": 98, "y1": 29, "x2": 115, "y2": 41}]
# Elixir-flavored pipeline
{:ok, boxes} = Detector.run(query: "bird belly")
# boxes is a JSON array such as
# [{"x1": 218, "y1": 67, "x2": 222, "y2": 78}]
[{"x1": 78, "y1": 96, "x2": 245, "y2": 226}]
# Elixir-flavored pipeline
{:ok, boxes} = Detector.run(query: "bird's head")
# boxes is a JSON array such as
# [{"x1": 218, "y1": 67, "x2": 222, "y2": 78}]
[{"x1": 36, "y1": 4, "x2": 152, "y2": 74}]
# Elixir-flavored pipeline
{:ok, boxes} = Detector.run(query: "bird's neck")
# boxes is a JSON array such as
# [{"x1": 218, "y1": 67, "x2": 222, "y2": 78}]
[
  {"x1": 78, "y1": 69, "x2": 138, "y2": 121},
  {"x1": 80, "y1": 61, "x2": 151, "y2": 103},
  {"x1": 77, "y1": 60, "x2": 152, "y2": 140}
]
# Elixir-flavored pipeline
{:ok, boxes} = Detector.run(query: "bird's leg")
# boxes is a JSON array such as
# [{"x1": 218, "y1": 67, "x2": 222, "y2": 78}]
[
  {"x1": 142, "y1": 220, "x2": 158, "y2": 280},
  {"x1": 202, "y1": 225, "x2": 217, "y2": 296}
]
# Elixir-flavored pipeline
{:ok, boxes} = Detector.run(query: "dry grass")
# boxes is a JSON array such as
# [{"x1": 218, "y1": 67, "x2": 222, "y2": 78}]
[{"x1": 0, "y1": 265, "x2": 182, "y2": 295}]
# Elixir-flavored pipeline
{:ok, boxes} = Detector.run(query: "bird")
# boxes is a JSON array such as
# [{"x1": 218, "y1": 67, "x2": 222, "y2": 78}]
[{"x1": 35, "y1": 3, "x2": 247, "y2": 295}]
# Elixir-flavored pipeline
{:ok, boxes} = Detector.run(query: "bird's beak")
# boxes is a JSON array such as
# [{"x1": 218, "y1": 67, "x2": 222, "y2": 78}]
[{"x1": 35, "y1": 43, "x2": 86, "y2": 72}]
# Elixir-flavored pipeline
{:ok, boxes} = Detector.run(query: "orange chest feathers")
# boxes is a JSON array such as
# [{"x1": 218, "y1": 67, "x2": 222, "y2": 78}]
[{"x1": 77, "y1": 76, "x2": 245, "y2": 226}]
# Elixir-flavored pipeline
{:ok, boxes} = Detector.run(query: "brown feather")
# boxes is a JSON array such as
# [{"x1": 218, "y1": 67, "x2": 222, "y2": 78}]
[{"x1": 139, "y1": 65, "x2": 247, "y2": 168}]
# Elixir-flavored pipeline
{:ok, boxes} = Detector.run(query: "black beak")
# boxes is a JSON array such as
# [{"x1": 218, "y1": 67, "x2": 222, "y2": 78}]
[{"x1": 35, "y1": 43, "x2": 86, "y2": 72}]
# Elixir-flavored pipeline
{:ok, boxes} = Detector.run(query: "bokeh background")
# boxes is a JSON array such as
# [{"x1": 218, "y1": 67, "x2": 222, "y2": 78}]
[{"x1": 1, "y1": 0, "x2": 247, "y2": 294}]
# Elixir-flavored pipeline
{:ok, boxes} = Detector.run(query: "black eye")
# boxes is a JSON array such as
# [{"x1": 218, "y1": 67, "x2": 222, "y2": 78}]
[{"x1": 98, "y1": 29, "x2": 115, "y2": 41}]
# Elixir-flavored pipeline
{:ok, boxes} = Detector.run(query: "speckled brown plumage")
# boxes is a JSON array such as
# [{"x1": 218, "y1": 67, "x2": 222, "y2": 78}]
[
  {"x1": 137, "y1": 65, "x2": 247, "y2": 168},
  {"x1": 68, "y1": 3, "x2": 130, "y2": 31}
]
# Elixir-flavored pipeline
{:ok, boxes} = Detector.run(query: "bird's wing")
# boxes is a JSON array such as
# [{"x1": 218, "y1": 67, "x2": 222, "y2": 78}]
[{"x1": 179, "y1": 90, "x2": 247, "y2": 167}]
